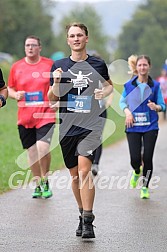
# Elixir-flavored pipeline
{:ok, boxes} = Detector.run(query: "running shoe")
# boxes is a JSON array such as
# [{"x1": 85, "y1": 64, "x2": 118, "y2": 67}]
[
  {"x1": 130, "y1": 166, "x2": 142, "y2": 188},
  {"x1": 140, "y1": 187, "x2": 150, "y2": 199},
  {"x1": 82, "y1": 215, "x2": 95, "y2": 239},
  {"x1": 41, "y1": 179, "x2": 53, "y2": 199},
  {"x1": 32, "y1": 186, "x2": 42, "y2": 198},
  {"x1": 76, "y1": 216, "x2": 82, "y2": 237}
]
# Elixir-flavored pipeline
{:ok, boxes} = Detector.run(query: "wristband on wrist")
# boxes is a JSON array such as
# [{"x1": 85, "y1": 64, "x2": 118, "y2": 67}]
[{"x1": 0, "y1": 95, "x2": 6, "y2": 107}]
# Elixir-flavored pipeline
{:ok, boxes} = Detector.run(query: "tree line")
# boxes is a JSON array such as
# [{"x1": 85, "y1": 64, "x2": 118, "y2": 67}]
[
  {"x1": 0, "y1": 0, "x2": 166, "y2": 78},
  {"x1": 0, "y1": 0, "x2": 110, "y2": 61},
  {"x1": 115, "y1": 0, "x2": 167, "y2": 78},
  {"x1": 0, "y1": 0, "x2": 56, "y2": 58}
]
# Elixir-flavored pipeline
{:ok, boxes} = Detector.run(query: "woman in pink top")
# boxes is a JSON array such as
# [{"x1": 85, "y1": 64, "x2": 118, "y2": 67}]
[{"x1": 157, "y1": 68, "x2": 167, "y2": 119}]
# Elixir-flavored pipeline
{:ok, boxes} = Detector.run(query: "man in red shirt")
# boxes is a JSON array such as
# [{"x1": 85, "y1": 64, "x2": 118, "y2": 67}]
[{"x1": 8, "y1": 35, "x2": 55, "y2": 198}]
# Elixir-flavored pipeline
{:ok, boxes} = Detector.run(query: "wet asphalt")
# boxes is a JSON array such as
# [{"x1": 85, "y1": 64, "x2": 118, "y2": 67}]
[{"x1": 0, "y1": 120, "x2": 167, "y2": 252}]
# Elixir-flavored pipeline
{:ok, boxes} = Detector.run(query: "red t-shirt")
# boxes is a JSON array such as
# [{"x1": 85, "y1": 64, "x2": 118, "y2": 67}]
[{"x1": 8, "y1": 57, "x2": 55, "y2": 128}]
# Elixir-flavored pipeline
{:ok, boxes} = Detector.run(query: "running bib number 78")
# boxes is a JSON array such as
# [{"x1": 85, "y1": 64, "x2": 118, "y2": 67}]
[{"x1": 67, "y1": 94, "x2": 92, "y2": 113}]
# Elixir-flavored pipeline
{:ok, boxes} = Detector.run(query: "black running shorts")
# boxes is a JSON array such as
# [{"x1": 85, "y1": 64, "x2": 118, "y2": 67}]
[
  {"x1": 60, "y1": 131, "x2": 101, "y2": 169},
  {"x1": 18, "y1": 123, "x2": 55, "y2": 149}
]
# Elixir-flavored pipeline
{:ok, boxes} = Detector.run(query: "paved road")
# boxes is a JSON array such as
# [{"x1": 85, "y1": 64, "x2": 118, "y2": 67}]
[{"x1": 0, "y1": 121, "x2": 167, "y2": 252}]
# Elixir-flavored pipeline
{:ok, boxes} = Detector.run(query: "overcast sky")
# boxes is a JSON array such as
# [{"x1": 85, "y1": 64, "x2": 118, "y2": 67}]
[
  {"x1": 49, "y1": 0, "x2": 142, "y2": 2},
  {"x1": 50, "y1": 0, "x2": 145, "y2": 37}
]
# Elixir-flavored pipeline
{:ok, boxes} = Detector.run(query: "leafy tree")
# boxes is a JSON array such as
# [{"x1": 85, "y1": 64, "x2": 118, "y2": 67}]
[
  {"x1": 0, "y1": 0, "x2": 56, "y2": 58},
  {"x1": 54, "y1": 4, "x2": 110, "y2": 62},
  {"x1": 115, "y1": 0, "x2": 167, "y2": 77}
]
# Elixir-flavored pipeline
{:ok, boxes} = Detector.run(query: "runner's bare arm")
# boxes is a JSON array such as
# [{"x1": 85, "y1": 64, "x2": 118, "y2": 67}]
[
  {"x1": 8, "y1": 87, "x2": 25, "y2": 101},
  {"x1": 94, "y1": 79, "x2": 113, "y2": 100},
  {"x1": 48, "y1": 68, "x2": 63, "y2": 102}
]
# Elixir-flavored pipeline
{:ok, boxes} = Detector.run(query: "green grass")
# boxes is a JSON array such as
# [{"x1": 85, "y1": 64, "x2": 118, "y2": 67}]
[
  {"x1": 103, "y1": 107, "x2": 125, "y2": 147},
  {"x1": 0, "y1": 99, "x2": 64, "y2": 193}
]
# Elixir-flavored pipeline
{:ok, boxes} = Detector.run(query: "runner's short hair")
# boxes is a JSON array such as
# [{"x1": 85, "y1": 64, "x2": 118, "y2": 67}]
[
  {"x1": 65, "y1": 23, "x2": 88, "y2": 36},
  {"x1": 24, "y1": 35, "x2": 41, "y2": 46}
]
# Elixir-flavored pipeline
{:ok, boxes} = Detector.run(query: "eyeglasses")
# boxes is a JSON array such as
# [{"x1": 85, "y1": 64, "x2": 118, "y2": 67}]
[{"x1": 25, "y1": 44, "x2": 39, "y2": 48}]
